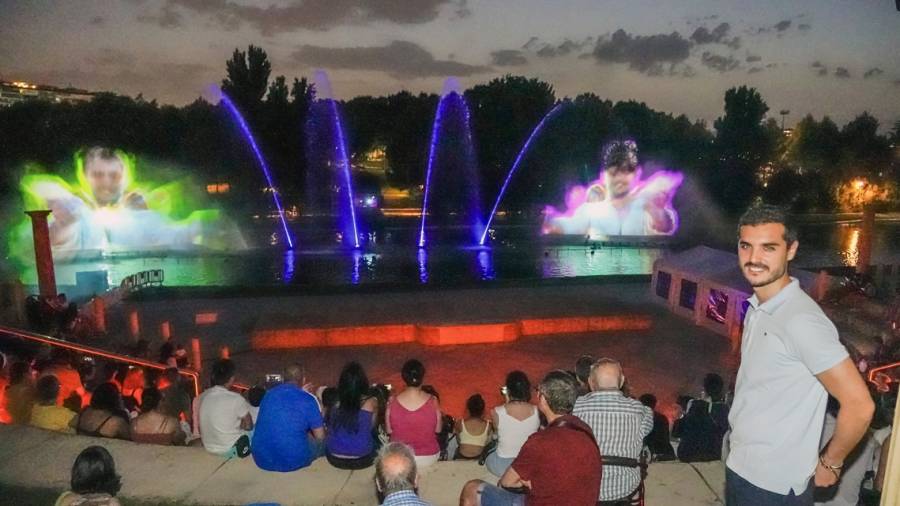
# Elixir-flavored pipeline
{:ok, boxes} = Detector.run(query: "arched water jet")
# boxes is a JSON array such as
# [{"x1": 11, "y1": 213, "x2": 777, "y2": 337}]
[
  {"x1": 217, "y1": 90, "x2": 294, "y2": 249},
  {"x1": 479, "y1": 102, "x2": 566, "y2": 246}
]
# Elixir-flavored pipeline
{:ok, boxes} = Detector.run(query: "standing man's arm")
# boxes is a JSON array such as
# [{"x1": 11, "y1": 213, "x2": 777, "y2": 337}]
[{"x1": 815, "y1": 358, "x2": 875, "y2": 485}]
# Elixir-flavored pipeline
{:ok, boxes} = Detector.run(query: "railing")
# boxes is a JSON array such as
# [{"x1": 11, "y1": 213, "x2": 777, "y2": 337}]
[
  {"x1": 0, "y1": 325, "x2": 200, "y2": 397},
  {"x1": 868, "y1": 360, "x2": 900, "y2": 393},
  {"x1": 119, "y1": 269, "x2": 164, "y2": 292}
]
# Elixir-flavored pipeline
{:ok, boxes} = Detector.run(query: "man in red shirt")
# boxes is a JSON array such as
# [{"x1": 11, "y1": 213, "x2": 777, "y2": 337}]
[{"x1": 460, "y1": 370, "x2": 602, "y2": 506}]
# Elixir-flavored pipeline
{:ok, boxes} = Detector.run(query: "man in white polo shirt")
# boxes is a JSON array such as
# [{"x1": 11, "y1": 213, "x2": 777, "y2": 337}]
[
  {"x1": 198, "y1": 359, "x2": 253, "y2": 455},
  {"x1": 727, "y1": 204, "x2": 875, "y2": 505}
]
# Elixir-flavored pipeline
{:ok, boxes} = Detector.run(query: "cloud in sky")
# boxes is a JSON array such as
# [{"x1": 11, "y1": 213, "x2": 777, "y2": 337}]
[
  {"x1": 689, "y1": 22, "x2": 740, "y2": 49},
  {"x1": 746, "y1": 54, "x2": 761, "y2": 63},
  {"x1": 774, "y1": 20, "x2": 792, "y2": 32},
  {"x1": 140, "y1": 0, "x2": 462, "y2": 34},
  {"x1": 534, "y1": 37, "x2": 594, "y2": 58},
  {"x1": 592, "y1": 29, "x2": 691, "y2": 74},
  {"x1": 834, "y1": 67, "x2": 851, "y2": 78},
  {"x1": 700, "y1": 51, "x2": 740, "y2": 72},
  {"x1": 748, "y1": 67, "x2": 763, "y2": 74},
  {"x1": 863, "y1": 67, "x2": 884, "y2": 79},
  {"x1": 491, "y1": 49, "x2": 527, "y2": 67},
  {"x1": 292, "y1": 40, "x2": 491, "y2": 79}
]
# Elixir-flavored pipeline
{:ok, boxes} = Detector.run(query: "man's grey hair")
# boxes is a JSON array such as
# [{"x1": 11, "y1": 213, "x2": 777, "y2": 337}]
[
  {"x1": 538, "y1": 370, "x2": 579, "y2": 415},
  {"x1": 375, "y1": 442, "x2": 418, "y2": 496}
]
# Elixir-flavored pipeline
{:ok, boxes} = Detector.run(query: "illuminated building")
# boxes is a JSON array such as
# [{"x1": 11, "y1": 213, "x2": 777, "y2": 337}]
[{"x1": 0, "y1": 79, "x2": 95, "y2": 107}]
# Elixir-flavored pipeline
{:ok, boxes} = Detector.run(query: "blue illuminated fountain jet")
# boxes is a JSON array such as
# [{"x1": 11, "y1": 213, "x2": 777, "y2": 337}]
[
  {"x1": 217, "y1": 90, "x2": 294, "y2": 249},
  {"x1": 479, "y1": 102, "x2": 566, "y2": 246},
  {"x1": 418, "y1": 78, "x2": 481, "y2": 247},
  {"x1": 307, "y1": 70, "x2": 360, "y2": 248}
]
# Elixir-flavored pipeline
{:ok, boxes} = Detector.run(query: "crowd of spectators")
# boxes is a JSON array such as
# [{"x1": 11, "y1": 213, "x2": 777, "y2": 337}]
[{"x1": 0, "y1": 343, "x2": 896, "y2": 506}]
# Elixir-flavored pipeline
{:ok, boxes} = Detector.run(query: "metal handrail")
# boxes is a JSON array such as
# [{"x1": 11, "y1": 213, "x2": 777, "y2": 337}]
[
  {"x1": 0, "y1": 325, "x2": 200, "y2": 397},
  {"x1": 868, "y1": 360, "x2": 900, "y2": 393}
]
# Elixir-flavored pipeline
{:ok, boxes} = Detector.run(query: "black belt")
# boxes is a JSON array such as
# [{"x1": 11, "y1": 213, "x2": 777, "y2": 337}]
[{"x1": 603, "y1": 455, "x2": 640, "y2": 468}]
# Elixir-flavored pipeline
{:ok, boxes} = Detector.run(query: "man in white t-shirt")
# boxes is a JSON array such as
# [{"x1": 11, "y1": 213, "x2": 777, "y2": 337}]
[
  {"x1": 727, "y1": 204, "x2": 875, "y2": 506},
  {"x1": 198, "y1": 359, "x2": 253, "y2": 455}
]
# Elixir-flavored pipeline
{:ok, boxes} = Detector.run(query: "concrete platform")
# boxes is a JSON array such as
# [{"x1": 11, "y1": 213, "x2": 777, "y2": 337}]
[{"x1": 0, "y1": 424, "x2": 725, "y2": 505}]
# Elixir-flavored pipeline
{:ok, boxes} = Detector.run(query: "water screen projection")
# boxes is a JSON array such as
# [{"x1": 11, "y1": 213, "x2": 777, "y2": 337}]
[
  {"x1": 9, "y1": 147, "x2": 245, "y2": 262},
  {"x1": 542, "y1": 140, "x2": 683, "y2": 239}
]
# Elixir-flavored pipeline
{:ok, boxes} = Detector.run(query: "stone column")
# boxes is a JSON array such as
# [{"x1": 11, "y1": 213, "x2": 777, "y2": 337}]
[{"x1": 25, "y1": 210, "x2": 57, "y2": 298}]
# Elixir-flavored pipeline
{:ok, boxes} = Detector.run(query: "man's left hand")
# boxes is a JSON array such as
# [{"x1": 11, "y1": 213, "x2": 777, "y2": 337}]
[{"x1": 814, "y1": 460, "x2": 840, "y2": 487}]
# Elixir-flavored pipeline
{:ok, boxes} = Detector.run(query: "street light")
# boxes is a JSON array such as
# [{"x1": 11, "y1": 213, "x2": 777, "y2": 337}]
[{"x1": 779, "y1": 109, "x2": 790, "y2": 131}]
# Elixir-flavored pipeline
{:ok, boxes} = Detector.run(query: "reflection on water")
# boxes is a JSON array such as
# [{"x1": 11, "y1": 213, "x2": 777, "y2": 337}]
[{"x1": 842, "y1": 228, "x2": 860, "y2": 267}]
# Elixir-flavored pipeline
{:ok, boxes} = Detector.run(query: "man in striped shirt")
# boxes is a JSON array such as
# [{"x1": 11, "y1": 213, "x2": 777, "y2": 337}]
[{"x1": 573, "y1": 358, "x2": 653, "y2": 504}]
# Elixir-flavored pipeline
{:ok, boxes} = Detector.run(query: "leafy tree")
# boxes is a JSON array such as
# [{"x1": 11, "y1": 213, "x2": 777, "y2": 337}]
[
  {"x1": 266, "y1": 75, "x2": 289, "y2": 105},
  {"x1": 221, "y1": 45, "x2": 272, "y2": 113}
]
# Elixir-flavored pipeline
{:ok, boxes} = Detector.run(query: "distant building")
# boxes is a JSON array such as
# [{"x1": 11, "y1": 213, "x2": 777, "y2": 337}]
[{"x1": 0, "y1": 79, "x2": 95, "y2": 107}]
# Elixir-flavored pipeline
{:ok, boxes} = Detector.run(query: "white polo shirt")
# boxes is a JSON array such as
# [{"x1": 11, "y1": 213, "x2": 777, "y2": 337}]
[
  {"x1": 198, "y1": 385, "x2": 252, "y2": 455},
  {"x1": 727, "y1": 278, "x2": 848, "y2": 495}
]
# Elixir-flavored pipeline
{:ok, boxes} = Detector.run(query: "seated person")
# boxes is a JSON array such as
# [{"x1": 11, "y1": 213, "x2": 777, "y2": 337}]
[
  {"x1": 56, "y1": 446, "x2": 122, "y2": 506},
  {"x1": 639, "y1": 393, "x2": 676, "y2": 461},
  {"x1": 449, "y1": 394, "x2": 491, "y2": 460},
  {"x1": 252, "y1": 363, "x2": 324, "y2": 471},
  {"x1": 158, "y1": 368, "x2": 191, "y2": 424},
  {"x1": 198, "y1": 359, "x2": 253, "y2": 456},
  {"x1": 386, "y1": 359, "x2": 442, "y2": 468},
  {"x1": 672, "y1": 374, "x2": 729, "y2": 463},
  {"x1": 375, "y1": 442, "x2": 433, "y2": 506},
  {"x1": 131, "y1": 387, "x2": 186, "y2": 445},
  {"x1": 30, "y1": 375, "x2": 77, "y2": 433},
  {"x1": 40, "y1": 349, "x2": 86, "y2": 409},
  {"x1": 247, "y1": 385, "x2": 265, "y2": 425},
  {"x1": 325, "y1": 362, "x2": 378, "y2": 469},
  {"x1": 486, "y1": 371, "x2": 540, "y2": 477},
  {"x1": 460, "y1": 371, "x2": 602, "y2": 506},
  {"x1": 73, "y1": 382, "x2": 131, "y2": 440},
  {"x1": 5, "y1": 361, "x2": 35, "y2": 425}
]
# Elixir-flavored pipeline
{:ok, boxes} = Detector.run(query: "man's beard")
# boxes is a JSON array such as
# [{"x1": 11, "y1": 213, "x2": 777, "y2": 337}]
[{"x1": 744, "y1": 262, "x2": 787, "y2": 288}]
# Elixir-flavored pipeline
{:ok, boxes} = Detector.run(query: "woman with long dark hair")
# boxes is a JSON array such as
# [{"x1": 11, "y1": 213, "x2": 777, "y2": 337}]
[
  {"x1": 73, "y1": 382, "x2": 130, "y2": 440},
  {"x1": 55, "y1": 446, "x2": 122, "y2": 505},
  {"x1": 324, "y1": 362, "x2": 378, "y2": 469}
]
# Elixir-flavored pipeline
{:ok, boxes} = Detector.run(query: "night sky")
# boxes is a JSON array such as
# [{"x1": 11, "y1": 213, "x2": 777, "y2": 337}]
[{"x1": 2, "y1": 0, "x2": 899, "y2": 129}]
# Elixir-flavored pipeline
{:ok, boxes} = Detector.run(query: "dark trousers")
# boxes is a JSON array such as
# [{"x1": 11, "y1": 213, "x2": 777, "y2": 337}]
[{"x1": 725, "y1": 467, "x2": 813, "y2": 506}]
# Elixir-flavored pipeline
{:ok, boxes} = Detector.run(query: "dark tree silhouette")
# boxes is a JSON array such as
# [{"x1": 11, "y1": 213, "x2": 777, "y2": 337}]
[{"x1": 221, "y1": 45, "x2": 272, "y2": 113}]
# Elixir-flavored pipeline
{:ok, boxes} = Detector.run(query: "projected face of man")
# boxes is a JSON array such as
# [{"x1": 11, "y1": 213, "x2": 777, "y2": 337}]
[
  {"x1": 606, "y1": 164, "x2": 637, "y2": 199},
  {"x1": 738, "y1": 222, "x2": 798, "y2": 301},
  {"x1": 85, "y1": 154, "x2": 125, "y2": 206}
]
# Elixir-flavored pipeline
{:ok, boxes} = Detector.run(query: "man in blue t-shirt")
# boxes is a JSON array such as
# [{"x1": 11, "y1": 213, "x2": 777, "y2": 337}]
[{"x1": 252, "y1": 363, "x2": 325, "y2": 472}]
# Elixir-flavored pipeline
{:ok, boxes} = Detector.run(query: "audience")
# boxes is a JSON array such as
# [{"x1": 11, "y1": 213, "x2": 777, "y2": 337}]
[
  {"x1": 247, "y1": 385, "x2": 265, "y2": 425},
  {"x1": 573, "y1": 358, "x2": 652, "y2": 505},
  {"x1": 672, "y1": 373, "x2": 729, "y2": 462},
  {"x1": 486, "y1": 370, "x2": 540, "y2": 477},
  {"x1": 638, "y1": 393, "x2": 676, "y2": 461},
  {"x1": 252, "y1": 363, "x2": 324, "y2": 471},
  {"x1": 460, "y1": 370, "x2": 601, "y2": 506},
  {"x1": 198, "y1": 359, "x2": 253, "y2": 456},
  {"x1": 325, "y1": 361, "x2": 378, "y2": 469},
  {"x1": 386, "y1": 359, "x2": 442, "y2": 468},
  {"x1": 575, "y1": 354, "x2": 595, "y2": 397},
  {"x1": 158, "y1": 368, "x2": 191, "y2": 423},
  {"x1": 30, "y1": 375, "x2": 77, "y2": 433},
  {"x1": 56, "y1": 446, "x2": 122, "y2": 506},
  {"x1": 449, "y1": 394, "x2": 491, "y2": 460},
  {"x1": 40, "y1": 349, "x2": 86, "y2": 409},
  {"x1": 73, "y1": 383, "x2": 131, "y2": 440},
  {"x1": 375, "y1": 442, "x2": 432, "y2": 506},
  {"x1": 131, "y1": 387, "x2": 186, "y2": 445},
  {"x1": 5, "y1": 360, "x2": 35, "y2": 424}
]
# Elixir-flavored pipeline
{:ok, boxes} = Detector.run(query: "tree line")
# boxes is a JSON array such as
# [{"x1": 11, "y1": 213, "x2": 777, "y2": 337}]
[{"x1": 1, "y1": 45, "x2": 897, "y2": 225}]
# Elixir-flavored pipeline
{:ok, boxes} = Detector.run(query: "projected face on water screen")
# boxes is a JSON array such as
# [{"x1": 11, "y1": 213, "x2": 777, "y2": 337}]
[
  {"x1": 84, "y1": 149, "x2": 126, "y2": 206},
  {"x1": 542, "y1": 140, "x2": 683, "y2": 239}
]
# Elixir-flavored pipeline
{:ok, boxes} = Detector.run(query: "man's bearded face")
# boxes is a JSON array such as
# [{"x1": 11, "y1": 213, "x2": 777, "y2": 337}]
[
  {"x1": 606, "y1": 165, "x2": 636, "y2": 198},
  {"x1": 86, "y1": 157, "x2": 125, "y2": 206}
]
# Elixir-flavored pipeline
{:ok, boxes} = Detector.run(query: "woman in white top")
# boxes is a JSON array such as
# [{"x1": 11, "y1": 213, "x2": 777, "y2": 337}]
[{"x1": 486, "y1": 370, "x2": 540, "y2": 477}]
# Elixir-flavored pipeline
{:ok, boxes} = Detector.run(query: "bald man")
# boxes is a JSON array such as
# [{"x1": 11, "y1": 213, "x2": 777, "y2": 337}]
[
  {"x1": 251, "y1": 363, "x2": 325, "y2": 472},
  {"x1": 375, "y1": 442, "x2": 432, "y2": 505},
  {"x1": 573, "y1": 359, "x2": 653, "y2": 505}
]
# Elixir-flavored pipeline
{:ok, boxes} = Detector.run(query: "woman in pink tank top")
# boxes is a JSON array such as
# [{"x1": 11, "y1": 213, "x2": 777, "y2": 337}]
[{"x1": 386, "y1": 359, "x2": 441, "y2": 467}]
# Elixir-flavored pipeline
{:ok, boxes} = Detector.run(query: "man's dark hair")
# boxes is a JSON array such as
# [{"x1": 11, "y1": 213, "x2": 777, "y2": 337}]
[
  {"x1": 703, "y1": 373, "x2": 725, "y2": 401},
  {"x1": 141, "y1": 387, "x2": 162, "y2": 412},
  {"x1": 9, "y1": 361, "x2": 31, "y2": 385},
  {"x1": 538, "y1": 370, "x2": 579, "y2": 415},
  {"x1": 575, "y1": 355, "x2": 594, "y2": 385},
  {"x1": 37, "y1": 375, "x2": 61, "y2": 404},
  {"x1": 639, "y1": 393, "x2": 658, "y2": 409},
  {"x1": 738, "y1": 203, "x2": 798, "y2": 245},
  {"x1": 211, "y1": 359, "x2": 236, "y2": 387},
  {"x1": 401, "y1": 359, "x2": 425, "y2": 387},
  {"x1": 466, "y1": 394, "x2": 486, "y2": 418},
  {"x1": 505, "y1": 370, "x2": 532, "y2": 402},
  {"x1": 91, "y1": 382, "x2": 123, "y2": 412},
  {"x1": 71, "y1": 446, "x2": 122, "y2": 496},
  {"x1": 602, "y1": 139, "x2": 639, "y2": 172}
]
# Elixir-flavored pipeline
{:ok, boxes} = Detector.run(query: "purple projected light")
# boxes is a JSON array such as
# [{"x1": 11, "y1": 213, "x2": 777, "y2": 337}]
[
  {"x1": 329, "y1": 99, "x2": 360, "y2": 248},
  {"x1": 219, "y1": 92, "x2": 294, "y2": 249},
  {"x1": 418, "y1": 94, "x2": 448, "y2": 248},
  {"x1": 479, "y1": 102, "x2": 565, "y2": 245}
]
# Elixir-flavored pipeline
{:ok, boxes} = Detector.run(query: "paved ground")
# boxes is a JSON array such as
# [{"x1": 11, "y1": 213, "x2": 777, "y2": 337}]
[{"x1": 0, "y1": 424, "x2": 725, "y2": 505}]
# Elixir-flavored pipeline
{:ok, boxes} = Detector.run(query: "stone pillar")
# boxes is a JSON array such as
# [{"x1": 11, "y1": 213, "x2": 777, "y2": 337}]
[
  {"x1": 92, "y1": 297, "x2": 107, "y2": 333},
  {"x1": 190, "y1": 338, "x2": 202, "y2": 372},
  {"x1": 128, "y1": 310, "x2": 140, "y2": 340},
  {"x1": 857, "y1": 205, "x2": 875, "y2": 274},
  {"x1": 160, "y1": 321, "x2": 171, "y2": 340},
  {"x1": 25, "y1": 210, "x2": 57, "y2": 298}
]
